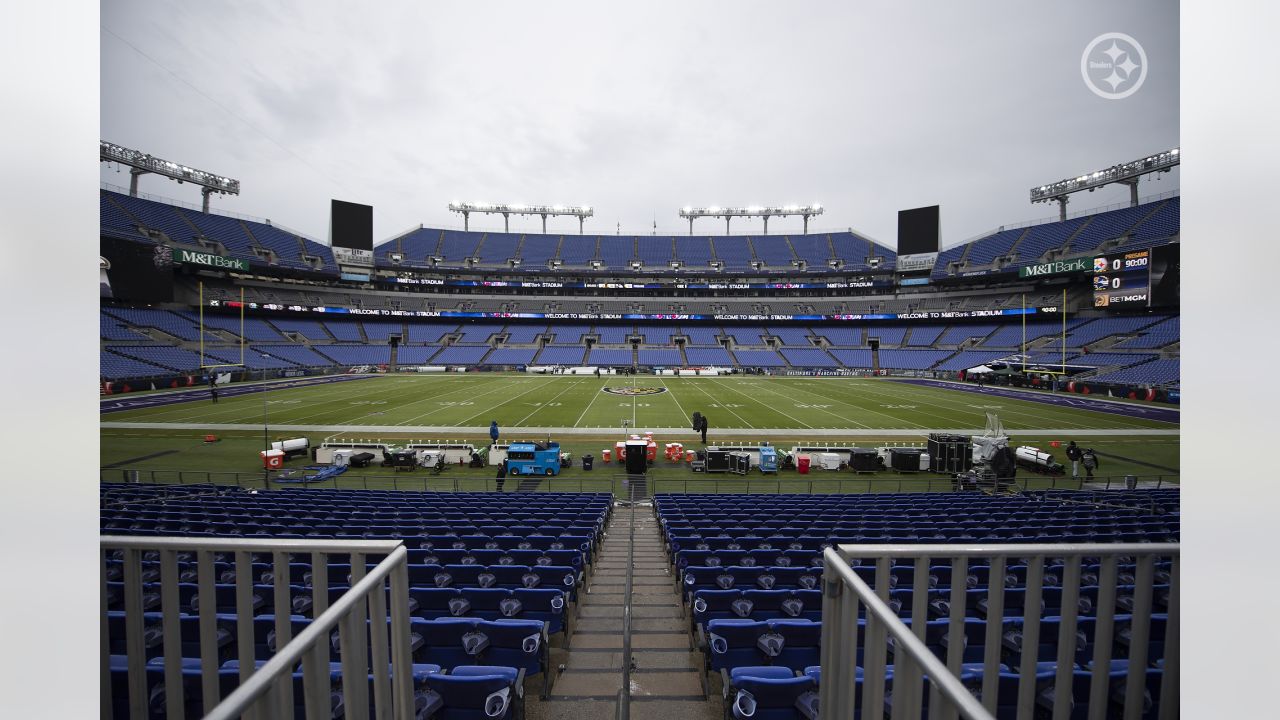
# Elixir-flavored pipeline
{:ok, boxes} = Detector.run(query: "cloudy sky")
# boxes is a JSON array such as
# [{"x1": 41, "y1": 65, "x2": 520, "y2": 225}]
[{"x1": 100, "y1": 1, "x2": 1178, "y2": 249}]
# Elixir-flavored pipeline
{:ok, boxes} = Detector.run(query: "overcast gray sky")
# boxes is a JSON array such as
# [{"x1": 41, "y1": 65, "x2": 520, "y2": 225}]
[{"x1": 100, "y1": 0, "x2": 1178, "y2": 250}]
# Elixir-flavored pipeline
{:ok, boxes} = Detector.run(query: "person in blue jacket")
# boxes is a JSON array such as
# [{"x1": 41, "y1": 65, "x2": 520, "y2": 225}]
[{"x1": 489, "y1": 420, "x2": 500, "y2": 446}]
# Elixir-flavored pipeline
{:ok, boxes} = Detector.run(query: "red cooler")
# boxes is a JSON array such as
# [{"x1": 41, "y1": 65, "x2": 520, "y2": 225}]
[
  {"x1": 797, "y1": 454, "x2": 811, "y2": 474},
  {"x1": 261, "y1": 449, "x2": 284, "y2": 470}
]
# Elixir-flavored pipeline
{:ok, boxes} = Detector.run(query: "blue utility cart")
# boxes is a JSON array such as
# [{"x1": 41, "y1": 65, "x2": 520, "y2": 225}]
[{"x1": 505, "y1": 441, "x2": 562, "y2": 477}]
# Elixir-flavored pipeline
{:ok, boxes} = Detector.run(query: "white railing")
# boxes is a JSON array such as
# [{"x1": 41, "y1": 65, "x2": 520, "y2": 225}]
[
  {"x1": 101, "y1": 536, "x2": 415, "y2": 720},
  {"x1": 819, "y1": 542, "x2": 1178, "y2": 720}
]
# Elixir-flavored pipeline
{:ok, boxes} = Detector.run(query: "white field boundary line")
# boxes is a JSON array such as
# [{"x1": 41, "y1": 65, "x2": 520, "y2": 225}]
[{"x1": 99, "y1": 421, "x2": 1181, "y2": 437}]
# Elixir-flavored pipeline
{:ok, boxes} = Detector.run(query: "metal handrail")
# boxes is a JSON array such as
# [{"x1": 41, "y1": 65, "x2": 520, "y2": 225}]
[
  {"x1": 99, "y1": 467, "x2": 1181, "y2": 496},
  {"x1": 205, "y1": 544, "x2": 412, "y2": 720},
  {"x1": 101, "y1": 536, "x2": 414, "y2": 720},
  {"x1": 821, "y1": 542, "x2": 1179, "y2": 720},
  {"x1": 820, "y1": 547, "x2": 995, "y2": 720}
]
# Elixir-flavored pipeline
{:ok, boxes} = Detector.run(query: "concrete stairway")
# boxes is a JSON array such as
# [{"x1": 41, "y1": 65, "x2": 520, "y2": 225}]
[{"x1": 526, "y1": 501, "x2": 719, "y2": 719}]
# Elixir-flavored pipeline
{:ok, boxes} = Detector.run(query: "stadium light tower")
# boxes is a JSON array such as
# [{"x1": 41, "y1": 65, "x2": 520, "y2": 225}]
[
  {"x1": 100, "y1": 140, "x2": 240, "y2": 213},
  {"x1": 678, "y1": 204, "x2": 824, "y2": 235},
  {"x1": 448, "y1": 202, "x2": 594, "y2": 234},
  {"x1": 1030, "y1": 148, "x2": 1179, "y2": 221}
]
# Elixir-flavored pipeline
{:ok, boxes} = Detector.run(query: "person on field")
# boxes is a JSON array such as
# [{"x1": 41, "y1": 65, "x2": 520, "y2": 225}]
[
  {"x1": 699, "y1": 414, "x2": 709, "y2": 444},
  {"x1": 1081, "y1": 447, "x2": 1100, "y2": 478},
  {"x1": 210, "y1": 385, "x2": 219, "y2": 403},
  {"x1": 1065, "y1": 441, "x2": 1082, "y2": 478},
  {"x1": 489, "y1": 420, "x2": 500, "y2": 446}
]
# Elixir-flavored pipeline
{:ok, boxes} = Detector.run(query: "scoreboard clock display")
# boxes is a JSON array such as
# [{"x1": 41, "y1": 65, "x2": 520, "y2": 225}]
[{"x1": 1092, "y1": 249, "x2": 1151, "y2": 308}]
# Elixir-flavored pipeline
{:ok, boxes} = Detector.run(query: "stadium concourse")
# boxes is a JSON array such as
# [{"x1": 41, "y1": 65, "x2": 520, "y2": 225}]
[{"x1": 100, "y1": 175, "x2": 1179, "y2": 717}]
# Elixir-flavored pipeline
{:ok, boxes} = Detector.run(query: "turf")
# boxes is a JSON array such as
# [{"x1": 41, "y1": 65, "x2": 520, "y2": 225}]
[
  {"x1": 102, "y1": 374, "x2": 1175, "y2": 431},
  {"x1": 101, "y1": 374, "x2": 1178, "y2": 490}
]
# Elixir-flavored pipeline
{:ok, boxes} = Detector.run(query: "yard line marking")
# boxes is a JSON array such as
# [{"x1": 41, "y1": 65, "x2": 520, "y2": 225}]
[
  {"x1": 707, "y1": 378, "x2": 814, "y2": 429},
  {"x1": 573, "y1": 377, "x2": 611, "y2": 428},
  {"x1": 153, "y1": 374, "x2": 404, "y2": 424},
  {"x1": 731, "y1": 377, "x2": 872, "y2": 429},
  {"x1": 682, "y1": 379, "x2": 755, "y2": 429},
  {"x1": 413, "y1": 376, "x2": 559, "y2": 427},
  {"x1": 842, "y1": 380, "x2": 1104, "y2": 430},
  {"x1": 512, "y1": 380, "x2": 585, "y2": 426},
  {"x1": 659, "y1": 377, "x2": 693, "y2": 428}
]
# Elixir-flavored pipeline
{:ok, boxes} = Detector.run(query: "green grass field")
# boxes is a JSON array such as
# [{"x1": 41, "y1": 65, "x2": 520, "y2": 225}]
[{"x1": 101, "y1": 374, "x2": 1179, "y2": 491}]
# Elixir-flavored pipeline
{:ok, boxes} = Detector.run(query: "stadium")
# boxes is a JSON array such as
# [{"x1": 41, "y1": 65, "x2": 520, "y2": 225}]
[{"x1": 91, "y1": 4, "x2": 1190, "y2": 720}]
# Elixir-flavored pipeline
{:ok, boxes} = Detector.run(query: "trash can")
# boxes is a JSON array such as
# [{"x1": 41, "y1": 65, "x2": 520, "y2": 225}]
[
  {"x1": 797, "y1": 455, "x2": 811, "y2": 474},
  {"x1": 582, "y1": 454, "x2": 594, "y2": 471},
  {"x1": 1125, "y1": 474, "x2": 1137, "y2": 490}
]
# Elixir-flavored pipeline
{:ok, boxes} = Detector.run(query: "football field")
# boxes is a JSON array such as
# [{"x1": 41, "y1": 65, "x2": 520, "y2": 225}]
[
  {"x1": 101, "y1": 374, "x2": 1179, "y2": 484},
  {"x1": 101, "y1": 373, "x2": 1176, "y2": 433}
]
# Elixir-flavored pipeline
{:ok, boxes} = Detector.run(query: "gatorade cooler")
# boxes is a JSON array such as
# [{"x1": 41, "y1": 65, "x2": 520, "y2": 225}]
[
  {"x1": 261, "y1": 449, "x2": 284, "y2": 470},
  {"x1": 616, "y1": 441, "x2": 627, "y2": 462},
  {"x1": 686, "y1": 450, "x2": 696, "y2": 463},
  {"x1": 797, "y1": 455, "x2": 811, "y2": 474},
  {"x1": 646, "y1": 441, "x2": 658, "y2": 462},
  {"x1": 602, "y1": 448, "x2": 612, "y2": 463}
]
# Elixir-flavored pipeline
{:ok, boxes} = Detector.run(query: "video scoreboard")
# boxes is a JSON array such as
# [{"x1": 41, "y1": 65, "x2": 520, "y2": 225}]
[{"x1": 1092, "y1": 249, "x2": 1151, "y2": 308}]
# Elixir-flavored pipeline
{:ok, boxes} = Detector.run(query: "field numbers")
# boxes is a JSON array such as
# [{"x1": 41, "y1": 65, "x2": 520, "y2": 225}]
[
  {"x1": 436, "y1": 401, "x2": 474, "y2": 407},
  {"x1": 880, "y1": 404, "x2": 917, "y2": 409},
  {"x1": 620, "y1": 402, "x2": 652, "y2": 407},
  {"x1": 349, "y1": 400, "x2": 386, "y2": 405},
  {"x1": 708, "y1": 403, "x2": 743, "y2": 408},
  {"x1": 968, "y1": 404, "x2": 1004, "y2": 410},
  {"x1": 267, "y1": 400, "x2": 300, "y2": 405},
  {"x1": 525, "y1": 402, "x2": 562, "y2": 407},
  {"x1": 795, "y1": 404, "x2": 830, "y2": 409}
]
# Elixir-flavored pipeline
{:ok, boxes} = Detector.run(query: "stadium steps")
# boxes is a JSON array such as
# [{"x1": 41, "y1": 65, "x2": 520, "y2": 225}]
[
  {"x1": 471, "y1": 232, "x2": 489, "y2": 262},
  {"x1": 513, "y1": 234, "x2": 527, "y2": 264},
  {"x1": 552, "y1": 234, "x2": 565, "y2": 264},
  {"x1": 526, "y1": 503, "x2": 715, "y2": 719},
  {"x1": 743, "y1": 236, "x2": 758, "y2": 264},
  {"x1": 102, "y1": 192, "x2": 146, "y2": 232},
  {"x1": 168, "y1": 207, "x2": 210, "y2": 242},
  {"x1": 1000, "y1": 227, "x2": 1033, "y2": 263},
  {"x1": 1123, "y1": 200, "x2": 1170, "y2": 240},
  {"x1": 706, "y1": 236, "x2": 719, "y2": 263},
  {"x1": 235, "y1": 220, "x2": 270, "y2": 255},
  {"x1": 1061, "y1": 215, "x2": 1096, "y2": 251},
  {"x1": 431, "y1": 229, "x2": 447, "y2": 258}
]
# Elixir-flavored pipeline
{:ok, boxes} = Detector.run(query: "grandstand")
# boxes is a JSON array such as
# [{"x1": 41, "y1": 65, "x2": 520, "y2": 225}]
[{"x1": 98, "y1": 149, "x2": 1181, "y2": 719}]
